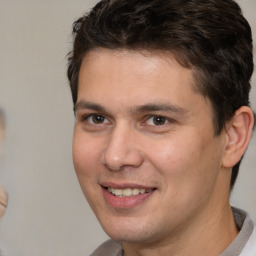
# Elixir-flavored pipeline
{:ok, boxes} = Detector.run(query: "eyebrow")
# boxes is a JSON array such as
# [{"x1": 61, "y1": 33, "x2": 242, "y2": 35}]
[
  {"x1": 74, "y1": 100, "x2": 188, "y2": 116},
  {"x1": 134, "y1": 103, "x2": 188, "y2": 115},
  {"x1": 74, "y1": 101, "x2": 107, "y2": 113}
]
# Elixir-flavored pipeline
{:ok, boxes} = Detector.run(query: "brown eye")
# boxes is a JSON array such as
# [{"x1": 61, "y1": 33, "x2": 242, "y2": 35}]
[
  {"x1": 145, "y1": 116, "x2": 169, "y2": 126},
  {"x1": 84, "y1": 114, "x2": 109, "y2": 124},
  {"x1": 92, "y1": 115, "x2": 106, "y2": 124},
  {"x1": 152, "y1": 116, "x2": 167, "y2": 125}
]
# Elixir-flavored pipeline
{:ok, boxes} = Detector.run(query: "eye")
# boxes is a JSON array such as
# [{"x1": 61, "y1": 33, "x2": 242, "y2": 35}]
[
  {"x1": 146, "y1": 116, "x2": 169, "y2": 126},
  {"x1": 83, "y1": 114, "x2": 109, "y2": 124}
]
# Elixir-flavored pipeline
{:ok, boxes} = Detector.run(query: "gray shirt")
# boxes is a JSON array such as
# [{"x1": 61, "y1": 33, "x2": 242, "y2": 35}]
[{"x1": 90, "y1": 207, "x2": 256, "y2": 256}]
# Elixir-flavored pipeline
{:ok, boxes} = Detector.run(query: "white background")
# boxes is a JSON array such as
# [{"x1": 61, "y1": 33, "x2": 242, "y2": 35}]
[{"x1": 0, "y1": 0, "x2": 255, "y2": 255}]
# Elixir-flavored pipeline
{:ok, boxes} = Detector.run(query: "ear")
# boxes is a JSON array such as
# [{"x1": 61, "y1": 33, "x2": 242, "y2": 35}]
[{"x1": 221, "y1": 106, "x2": 254, "y2": 168}]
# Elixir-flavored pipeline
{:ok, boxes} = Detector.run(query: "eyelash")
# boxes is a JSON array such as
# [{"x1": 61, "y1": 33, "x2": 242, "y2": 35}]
[
  {"x1": 81, "y1": 114, "x2": 109, "y2": 124},
  {"x1": 143, "y1": 116, "x2": 171, "y2": 126}
]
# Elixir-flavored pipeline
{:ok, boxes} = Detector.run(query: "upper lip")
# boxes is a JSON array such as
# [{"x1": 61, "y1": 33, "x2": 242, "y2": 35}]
[{"x1": 100, "y1": 182, "x2": 156, "y2": 190}]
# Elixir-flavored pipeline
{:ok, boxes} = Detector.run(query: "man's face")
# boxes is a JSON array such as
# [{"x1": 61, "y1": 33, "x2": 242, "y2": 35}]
[{"x1": 73, "y1": 49, "x2": 229, "y2": 244}]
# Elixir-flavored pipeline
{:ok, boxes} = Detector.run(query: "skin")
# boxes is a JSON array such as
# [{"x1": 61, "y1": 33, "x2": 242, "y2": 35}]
[
  {"x1": 0, "y1": 185, "x2": 7, "y2": 219},
  {"x1": 0, "y1": 121, "x2": 7, "y2": 219},
  {"x1": 73, "y1": 49, "x2": 241, "y2": 256}
]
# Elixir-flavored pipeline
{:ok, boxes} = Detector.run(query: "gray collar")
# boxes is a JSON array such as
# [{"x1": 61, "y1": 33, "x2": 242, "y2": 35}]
[{"x1": 220, "y1": 207, "x2": 254, "y2": 256}]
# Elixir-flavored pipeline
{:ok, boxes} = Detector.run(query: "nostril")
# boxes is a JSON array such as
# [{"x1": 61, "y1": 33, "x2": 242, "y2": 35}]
[{"x1": 103, "y1": 148, "x2": 144, "y2": 171}]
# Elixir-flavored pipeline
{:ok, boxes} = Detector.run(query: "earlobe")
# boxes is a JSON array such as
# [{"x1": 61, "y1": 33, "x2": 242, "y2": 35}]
[{"x1": 222, "y1": 106, "x2": 254, "y2": 168}]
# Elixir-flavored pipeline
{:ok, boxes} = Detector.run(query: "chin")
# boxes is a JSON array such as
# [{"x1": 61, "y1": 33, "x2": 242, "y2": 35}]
[{"x1": 99, "y1": 218, "x2": 156, "y2": 244}]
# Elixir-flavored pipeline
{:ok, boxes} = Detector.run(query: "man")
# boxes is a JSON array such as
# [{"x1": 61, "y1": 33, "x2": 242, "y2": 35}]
[{"x1": 67, "y1": 0, "x2": 255, "y2": 255}]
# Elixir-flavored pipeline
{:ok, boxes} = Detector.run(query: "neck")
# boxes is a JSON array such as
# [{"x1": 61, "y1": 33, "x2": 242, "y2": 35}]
[{"x1": 122, "y1": 204, "x2": 238, "y2": 256}]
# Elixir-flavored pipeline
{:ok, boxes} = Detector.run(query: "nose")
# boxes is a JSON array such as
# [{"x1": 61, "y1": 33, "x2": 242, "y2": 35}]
[{"x1": 102, "y1": 124, "x2": 143, "y2": 171}]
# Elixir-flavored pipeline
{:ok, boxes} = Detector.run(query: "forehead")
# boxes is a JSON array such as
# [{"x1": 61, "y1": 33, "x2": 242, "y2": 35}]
[
  {"x1": 77, "y1": 48, "x2": 212, "y2": 116},
  {"x1": 79, "y1": 48, "x2": 197, "y2": 93}
]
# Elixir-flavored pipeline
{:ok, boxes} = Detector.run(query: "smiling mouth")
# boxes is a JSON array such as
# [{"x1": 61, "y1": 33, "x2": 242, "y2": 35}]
[{"x1": 107, "y1": 187, "x2": 154, "y2": 197}]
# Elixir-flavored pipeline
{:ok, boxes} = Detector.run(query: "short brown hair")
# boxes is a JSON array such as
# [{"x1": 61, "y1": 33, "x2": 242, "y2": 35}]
[{"x1": 67, "y1": 0, "x2": 254, "y2": 189}]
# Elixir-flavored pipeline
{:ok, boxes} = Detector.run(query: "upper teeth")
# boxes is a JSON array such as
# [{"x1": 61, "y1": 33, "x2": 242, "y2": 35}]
[{"x1": 108, "y1": 188, "x2": 152, "y2": 197}]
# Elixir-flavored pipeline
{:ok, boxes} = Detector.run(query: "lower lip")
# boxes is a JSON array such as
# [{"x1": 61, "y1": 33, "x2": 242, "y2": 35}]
[{"x1": 102, "y1": 187, "x2": 155, "y2": 209}]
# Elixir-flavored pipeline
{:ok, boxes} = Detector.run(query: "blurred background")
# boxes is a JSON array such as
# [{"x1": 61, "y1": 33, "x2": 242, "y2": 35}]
[{"x1": 0, "y1": 0, "x2": 255, "y2": 255}]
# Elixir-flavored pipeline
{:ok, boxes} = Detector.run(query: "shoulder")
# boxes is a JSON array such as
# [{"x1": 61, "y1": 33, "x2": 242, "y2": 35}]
[
  {"x1": 221, "y1": 208, "x2": 256, "y2": 256},
  {"x1": 90, "y1": 239, "x2": 123, "y2": 256},
  {"x1": 240, "y1": 224, "x2": 256, "y2": 256}
]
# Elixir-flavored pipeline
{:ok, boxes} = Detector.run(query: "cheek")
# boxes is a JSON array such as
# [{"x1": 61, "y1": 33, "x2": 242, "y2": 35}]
[
  {"x1": 149, "y1": 136, "x2": 197, "y2": 176},
  {"x1": 151, "y1": 139, "x2": 212, "y2": 211},
  {"x1": 149, "y1": 132, "x2": 216, "y2": 197},
  {"x1": 72, "y1": 133, "x2": 103, "y2": 208},
  {"x1": 72, "y1": 132, "x2": 101, "y2": 179}
]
